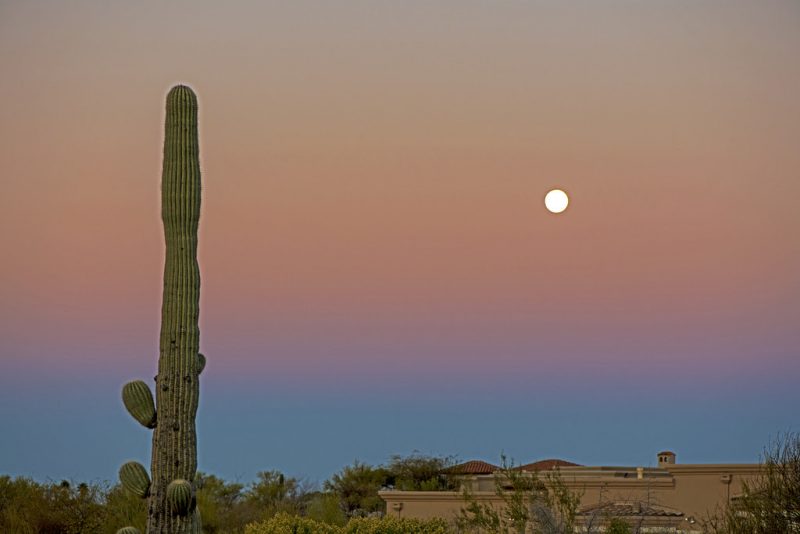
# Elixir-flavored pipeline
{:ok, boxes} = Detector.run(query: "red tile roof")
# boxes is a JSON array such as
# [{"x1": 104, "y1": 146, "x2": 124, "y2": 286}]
[
  {"x1": 447, "y1": 460, "x2": 499, "y2": 475},
  {"x1": 519, "y1": 459, "x2": 581, "y2": 471}
]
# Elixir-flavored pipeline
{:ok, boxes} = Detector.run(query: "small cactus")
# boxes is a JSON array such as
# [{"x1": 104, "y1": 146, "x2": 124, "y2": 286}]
[
  {"x1": 198, "y1": 353, "x2": 206, "y2": 375},
  {"x1": 116, "y1": 528, "x2": 141, "y2": 534},
  {"x1": 119, "y1": 461, "x2": 151, "y2": 498},
  {"x1": 122, "y1": 380, "x2": 156, "y2": 428},
  {"x1": 192, "y1": 507, "x2": 202, "y2": 530},
  {"x1": 167, "y1": 479, "x2": 193, "y2": 516}
]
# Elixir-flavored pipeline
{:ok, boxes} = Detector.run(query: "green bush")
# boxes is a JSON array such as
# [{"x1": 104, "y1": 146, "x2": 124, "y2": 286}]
[
  {"x1": 305, "y1": 493, "x2": 348, "y2": 526},
  {"x1": 345, "y1": 516, "x2": 451, "y2": 534},
  {"x1": 244, "y1": 512, "x2": 341, "y2": 534},
  {"x1": 103, "y1": 483, "x2": 147, "y2": 533},
  {"x1": 0, "y1": 476, "x2": 108, "y2": 534},
  {"x1": 606, "y1": 518, "x2": 631, "y2": 534},
  {"x1": 245, "y1": 513, "x2": 453, "y2": 534},
  {"x1": 325, "y1": 462, "x2": 389, "y2": 516}
]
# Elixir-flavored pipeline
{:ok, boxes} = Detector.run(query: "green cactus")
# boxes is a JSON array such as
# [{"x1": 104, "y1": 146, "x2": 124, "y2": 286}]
[
  {"x1": 191, "y1": 508, "x2": 202, "y2": 531},
  {"x1": 122, "y1": 380, "x2": 157, "y2": 428},
  {"x1": 116, "y1": 528, "x2": 141, "y2": 534},
  {"x1": 119, "y1": 461, "x2": 151, "y2": 498},
  {"x1": 117, "y1": 85, "x2": 203, "y2": 534},
  {"x1": 166, "y1": 479, "x2": 193, "y2": 516}
]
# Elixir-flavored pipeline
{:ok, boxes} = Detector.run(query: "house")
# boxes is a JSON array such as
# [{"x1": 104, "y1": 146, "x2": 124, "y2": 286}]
[{"x1": 379, "y1": 451, "x2": 760, "y2": 532}]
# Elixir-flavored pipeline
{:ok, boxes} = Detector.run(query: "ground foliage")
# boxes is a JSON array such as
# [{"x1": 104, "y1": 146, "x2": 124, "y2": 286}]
[
  {"x1": 325, "y1": 453, "x2": 459, "y2": 517},
  {"x1": 0, "y1": 453, "x2": 455, "y2": 533},
  {"x1": 703, "y1": 432, "x2": 800, "y2": 534},
  {"x1": 245, "y1": 513, "x2": 451, "y2": 534},
  {"x1": 455, "y1": 455, "x2": 580, "y2": 534}
]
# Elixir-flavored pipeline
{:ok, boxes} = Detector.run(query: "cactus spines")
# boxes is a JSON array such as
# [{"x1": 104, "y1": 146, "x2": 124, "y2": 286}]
[
  {"x1": 116, "y1": 527, "x2": 141, "y2": 534},
  {"x1": 119, "y1": 461, "x2": 151, "y2": 498},
  {"x1": 122, "y1": 380, "x2": 157, "y2": 428},
  {"x1": 116, "y1": 85, "x2": 203, "y2": 534},
  {"x1": 166, "y1": 479, "x2": 193, "y2": 516},
  {"x1": 146, "y1": 84, "x2": 202, "y2": 533},
  {"x1": 191, "y1": 508, "x2": 202, "y2": 531}
]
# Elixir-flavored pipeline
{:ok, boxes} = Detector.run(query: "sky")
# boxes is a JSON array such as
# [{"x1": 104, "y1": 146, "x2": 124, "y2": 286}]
[{"x1": 1, "y1": 0, "x2": 798, "y2": 487}]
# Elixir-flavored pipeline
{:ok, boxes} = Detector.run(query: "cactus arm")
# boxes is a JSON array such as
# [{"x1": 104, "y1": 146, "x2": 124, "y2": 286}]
[
  {"x1": 166, "y1": 479, "x2": 194, "y2": 516},
  {"x1": 119, "y1": 461, "x2": 151, "y2": 498},
  {"x1": 122, "y1": 380, "x2": 157, "y2": 428}
]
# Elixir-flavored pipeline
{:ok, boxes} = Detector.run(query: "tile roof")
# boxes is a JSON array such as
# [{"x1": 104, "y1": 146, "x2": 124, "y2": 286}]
[
  {"x1": 579, "y1": 501, "x2": 684, "y2": 517},
  {"x1": 446, "y1": 460, "x2": 499, "y2": 475},
  {"x1": 518, "y1": 459, "x2": 581, "y2": 471}
]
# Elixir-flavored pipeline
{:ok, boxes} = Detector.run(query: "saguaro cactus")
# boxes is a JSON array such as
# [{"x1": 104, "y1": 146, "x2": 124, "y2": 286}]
[
  {"x1": 122, "y1": 380, "x2": 157, "y2": 428},
  {"x1": 119, "y1": 461, "x2": 151, "y2": 498},
  {"x1": 118, "y1": 85, "x2": 203, "y2": 533}
]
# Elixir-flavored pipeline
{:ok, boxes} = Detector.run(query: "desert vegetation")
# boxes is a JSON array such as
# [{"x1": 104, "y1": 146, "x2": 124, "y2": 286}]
[
  {"x1": 703, "y1": 432, "x2": 800, "y2": 534},
  {"x1": 3, "y1": 433, "x2": 798, "y2": 533},
  {"x1": 456, "y1": 455, "x2": 581, "y2": 534},
  {"x1": 0, "y1": 453, "x2": 455, "y2": 534}
]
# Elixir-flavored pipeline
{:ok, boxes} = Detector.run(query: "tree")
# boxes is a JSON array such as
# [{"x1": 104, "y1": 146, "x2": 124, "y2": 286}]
[
  {"x1": 326, "y1": 453, "x2": 457, "y2": 517},
  {"x1": 325, "y1": 461, "x2": 389, "y2": 516},
  {"x1": 194, "y1": 472, "x2": 246, "y2": 533},
  {"x1": 705, "y1": 432, "x2": 800, "y2": 534},
  {"x1": 246, "y1": 471, "x2": 307, "y2": 515},
  {"x1": 0, "y1": 476, "x2": 110, "y2": 534},
  {"x1": 305, "y1": 492, "x2": 348, "y2": 526},
  {"x1": 386, "y1": 453, "x2": 459, "y2": 491},
  {"x1": 455, "y1": 455, "x2": 581, "y2": 534}
]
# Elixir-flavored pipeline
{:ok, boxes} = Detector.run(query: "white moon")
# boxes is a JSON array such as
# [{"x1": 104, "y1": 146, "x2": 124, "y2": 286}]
[{"x1": 544, "y1": 189, "x2": 569, "y2": 214}]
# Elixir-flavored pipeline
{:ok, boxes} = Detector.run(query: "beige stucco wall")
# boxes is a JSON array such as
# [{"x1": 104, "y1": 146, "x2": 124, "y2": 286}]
[
  {"x1": 658, "y1": 465, "x2": 758, "y2": 520},
  {"x1": 380, "y1": 464, "x2": 760, "y2": 526}
]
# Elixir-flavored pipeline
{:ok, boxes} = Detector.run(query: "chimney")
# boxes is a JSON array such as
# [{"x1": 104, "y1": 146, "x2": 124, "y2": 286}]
[{"x1": 657, "y1": 451, "x2": 676, "y2": 467}]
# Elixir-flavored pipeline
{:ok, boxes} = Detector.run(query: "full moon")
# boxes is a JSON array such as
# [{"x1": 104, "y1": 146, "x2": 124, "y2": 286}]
[{"x1": 544, "y1": 189, "x2": 569, "y2": 214}]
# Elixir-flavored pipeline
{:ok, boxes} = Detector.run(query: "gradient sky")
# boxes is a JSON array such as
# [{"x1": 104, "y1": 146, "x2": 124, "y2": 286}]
[{"x1": 1, "y1": 0, "x2": 798, "y2": 486}]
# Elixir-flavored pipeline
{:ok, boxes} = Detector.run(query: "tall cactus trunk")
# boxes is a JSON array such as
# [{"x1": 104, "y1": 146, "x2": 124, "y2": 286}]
[
  {"x1": 148, "y1": 84, "x2": 202, "y2": 533},
  {"x1": 117, "y1": 85, "x2": 203, "y2": 534}
]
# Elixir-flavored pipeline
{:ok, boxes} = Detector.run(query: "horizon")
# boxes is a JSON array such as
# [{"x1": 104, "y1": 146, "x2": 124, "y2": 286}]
[{"x1": 1, "y1": 0, "x2": 798, "y2": 486}]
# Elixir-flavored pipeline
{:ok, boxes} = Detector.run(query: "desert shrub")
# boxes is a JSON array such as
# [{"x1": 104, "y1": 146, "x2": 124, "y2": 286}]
[
  {"x1": 456, "y1": 455, "x2": 580, "y2": 534},
  {"x1": 103, "y1": 482, "x2": 147, "y2": 534},
  {"x1": 195, "y1": 472, "x2": 249, "y2": 533},
  {"x1": 0, "y1": 475, "x2": 43, "y2": 533},
  {"x1": 325, "y1": 461, "x2": 389, "y2": 517},
  {"x1": 606, "y1": 518, "x2": 631, "y2": 534},
  {"x1": 306, "y1": 492, "x2": 348, "y2": 526},
  {"x1": 345, "y1": 515, "x2": 451, "y2": 534},
  {"x1": 246, "y1": 513, "x2": 453, "y2": 534},
  {"x1": 245, "y1": 512, "x2": 341, "y2": 534},
  {"x1": 0, "y1": 477, "x2": 107, "y2": 534},
  {"x1": 704, "y1": 433, "x2": 800, "y2": 534},
  {"x1": 386, "y1": 454, "x2": 459, "y2": 492}
]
